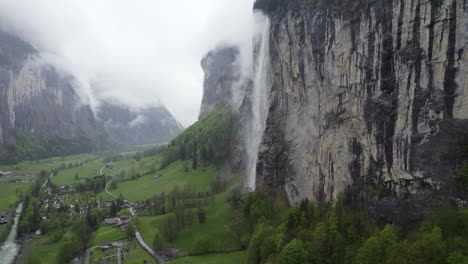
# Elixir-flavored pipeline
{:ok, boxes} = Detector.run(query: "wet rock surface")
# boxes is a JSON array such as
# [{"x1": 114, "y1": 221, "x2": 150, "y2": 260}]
[{"x1": 253, "y1": 0, "x2": 468, "y2": 223}]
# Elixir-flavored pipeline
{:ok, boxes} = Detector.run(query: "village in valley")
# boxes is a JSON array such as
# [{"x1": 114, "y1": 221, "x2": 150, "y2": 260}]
[
  {"x1": 0, "y1": 152, "x2": 196, "y2": 264},
  {"x1": 0, "y1": 121, "x2": 246, "y2": 264}
]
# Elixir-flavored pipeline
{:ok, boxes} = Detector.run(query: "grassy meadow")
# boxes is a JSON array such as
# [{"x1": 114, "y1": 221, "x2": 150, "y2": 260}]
[
  {"x1": 91, "y1": 226, "x2": 128, "y2": 246},
  {"x1": 52, "y1": 159, "x2": 105, "y2": 185},
  {"x1": 169, "y1": 251, "x2": 247, "y2": 264},
  {"x1": 0, "y1": 183, "x2": 31, "y2": 211},
  {"x1": 100, "y1": 161, "x2": 217, "y2": 202}
]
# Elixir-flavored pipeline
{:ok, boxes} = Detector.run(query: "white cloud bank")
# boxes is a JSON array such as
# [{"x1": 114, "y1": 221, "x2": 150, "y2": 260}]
[{"x1": 0, "y1": 0, "x2": 257, "y2": 126}]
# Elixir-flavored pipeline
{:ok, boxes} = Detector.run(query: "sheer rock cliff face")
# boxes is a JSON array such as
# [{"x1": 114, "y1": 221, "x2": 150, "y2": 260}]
[
  {"x1": 0, "y1": 31, "x2": 105, "y2": 156},
  {"x1": 199, "y1": 46, "x2": 253, "y2": 172},
  {"x1": 254, "y1": 0, "x2": 468, "y2": 221},
  {"x1": 199, "y1": 47, "x2": 240, "y2": 119}
]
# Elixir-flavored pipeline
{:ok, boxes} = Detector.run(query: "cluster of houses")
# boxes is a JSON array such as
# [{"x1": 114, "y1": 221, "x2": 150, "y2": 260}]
[
  {"x1": 104, "y1": 215, "x2": 131, "y2": 231},
  {"x1": 58, "y1": 185, "x2": 74, "y2": 196},
  {"x1": 0, "y1": 178, "x2": 31, "y2": 184},
  {"x1": 0, "y1": 171, "x2": 39, "y2": 183}
]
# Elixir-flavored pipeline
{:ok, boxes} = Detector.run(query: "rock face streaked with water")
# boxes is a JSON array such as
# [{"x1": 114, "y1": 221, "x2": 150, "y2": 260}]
[
  {"x1": 199, "y1": 0, "x2": 467, "y2": 225},
  {"x1": 0, "y1": 30, "x2": 107, "y2": 158},
  {"x1": 251, "y1": 0, "x2": 468, "y2": 223}
]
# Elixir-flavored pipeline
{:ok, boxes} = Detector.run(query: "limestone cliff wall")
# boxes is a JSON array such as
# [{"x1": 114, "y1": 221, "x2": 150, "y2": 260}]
[
  {"x1": 0, "y1": 30, "x2": 105, "y2": 156},
  {"x1": 199, "y1": 47, "x2": 240, "y2": 119},
  {"x1": 254, "y1": 0, "x2": 468, "y2": 209}
]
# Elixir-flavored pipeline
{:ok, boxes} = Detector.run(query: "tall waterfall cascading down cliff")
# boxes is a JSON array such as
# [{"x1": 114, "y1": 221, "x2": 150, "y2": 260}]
[
  {"x1": 247, "y1": 0, "x2": 468, "y2": 225},
  {"x1": 245, "y1": 16, "x2": 272, "y2": 191}
]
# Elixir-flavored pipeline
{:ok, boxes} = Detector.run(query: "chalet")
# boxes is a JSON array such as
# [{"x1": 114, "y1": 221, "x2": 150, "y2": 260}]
[
  {"x1": 134, "y1": 203, "x2": 147, "y2": 211},
  {"x1": 104, "y1": 218, "x2": 118, "y2": 225},
  {"x1": 119, "y1": 215, "x2": 130, "y2": 221},
  {"x1": 0, "y1": 212, "x2": 7, "y2": 224},
  {"x1": 157, "y1": 248, "x2": 180, "y2": 260},
  {"x1": 105, "y1": 164, "x2": 116, "y2": 170},
  {"x1": 118, "y1": 222, "x2": 129, "y2": 232},
  {"x1": 101, "y1": 202, "x2": 113, "y2": 208},
  {"x1": 100, "y1": 241, "x2": 113, "y2": 249}
]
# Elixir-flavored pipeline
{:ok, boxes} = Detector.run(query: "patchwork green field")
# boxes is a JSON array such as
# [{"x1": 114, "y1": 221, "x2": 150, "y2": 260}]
[
  {"x1": 52, "y1": 159, "x2": 105, "y2": 185},
  {"x1": 0, "y1": 183, "x2": 31, "y2": 211},
  {"x1": 169, "y1": 251, "x2": 246, "y2": 264},
  {"x1": 137, "y1": 202, "x2": 239, "y2": 252},
  {"x1": 137, "y1": 215, "x2": 166, "y2": 248},
  {"x1": 137, "y1": 177, "x2": 242, "y2": 254},
  {"x1": 5, "y1": 148, "x2": 245, "y2": 263},
  {"x1": 121, "y1": 239, "x2": 156, "y2": 264},
  {"x1": 29, "y1": 231, "x2": 74, "y2": 264},
  {"x1": 100, "y1": 161, "x2": 217, "y2": 202},
  {"x1": 91, "y1": 226, "x2": 128, "y2": 246},
  {"x1": 0, "y1": 153, "x2": 96, "y2": 175},
  {"x1": 29, "y1": 238, "x2": 61, "y2": 264}
]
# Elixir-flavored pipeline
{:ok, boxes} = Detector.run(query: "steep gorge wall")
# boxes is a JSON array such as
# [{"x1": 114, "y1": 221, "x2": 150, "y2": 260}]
[
  {"x1": 254, "y1": 0, "x2": 468, "y2": 215},
  {"x1": 0, "y1": 31, "x2": 106, "y2": 158}
]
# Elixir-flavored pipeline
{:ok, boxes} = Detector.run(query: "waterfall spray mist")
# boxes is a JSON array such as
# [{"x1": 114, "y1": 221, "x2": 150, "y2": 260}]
[{"x1": 245, "y1": 16, "x2": 271, "y2": 191}]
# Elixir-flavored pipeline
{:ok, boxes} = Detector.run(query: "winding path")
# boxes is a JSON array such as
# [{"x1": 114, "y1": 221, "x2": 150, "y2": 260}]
[
  {"x1": 41, "y1": 173, "x2": 54, "y2": 188},
  {"x1": 132, "y1": 212, "x2": 165, "y2": 264},
  {"x1": 101, "y1": 167, "x2": 164, "y2": 264}
]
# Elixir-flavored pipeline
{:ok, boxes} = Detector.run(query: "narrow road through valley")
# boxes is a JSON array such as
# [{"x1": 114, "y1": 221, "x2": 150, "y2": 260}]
[
  {"x1": 41, "y1": 173, "x2": 54, "y2": 188},
  {"x1": 129, "y1": 208, "x2": 165, "y2": 264},
  {"x1": 101, "y1": 167, "x2": 163, "y2": 263}
]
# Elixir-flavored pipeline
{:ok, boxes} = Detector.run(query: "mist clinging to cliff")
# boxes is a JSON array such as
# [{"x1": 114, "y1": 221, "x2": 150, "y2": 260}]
[{"x1": 0, "y1": 0, "x2": 256, "y2": 126}]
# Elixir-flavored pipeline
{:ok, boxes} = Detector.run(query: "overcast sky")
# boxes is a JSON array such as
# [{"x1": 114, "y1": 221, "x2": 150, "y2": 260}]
[{"x1": 0, "y1": 0, "x2": 257, "y2": 126}]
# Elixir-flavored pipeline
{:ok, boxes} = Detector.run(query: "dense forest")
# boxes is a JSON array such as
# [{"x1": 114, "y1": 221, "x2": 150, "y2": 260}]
[{"x1": 239, "y1": 192, "x2": 468, "y2": 264}]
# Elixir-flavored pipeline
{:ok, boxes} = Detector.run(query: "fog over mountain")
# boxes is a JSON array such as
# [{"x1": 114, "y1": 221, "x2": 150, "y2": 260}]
[{"x1": 0, "y1": 0, "x2": 256, "y2": 126}]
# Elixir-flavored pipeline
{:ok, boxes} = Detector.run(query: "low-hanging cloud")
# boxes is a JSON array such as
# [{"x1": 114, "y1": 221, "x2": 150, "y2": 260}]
[{"x1": 0, "y1": 0, "x2": 256, "y2": 126}]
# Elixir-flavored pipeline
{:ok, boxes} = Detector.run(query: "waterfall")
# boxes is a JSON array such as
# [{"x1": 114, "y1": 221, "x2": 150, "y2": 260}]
[
  {"x1": 245, "y1": 16, "x2": 271, "y2": 191},
  {"x1": 0, "y1": 203, "x2": 23, "y2": 264}
]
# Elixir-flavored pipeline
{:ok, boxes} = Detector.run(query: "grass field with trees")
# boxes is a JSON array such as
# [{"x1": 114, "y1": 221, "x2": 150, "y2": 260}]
[{"x1": 0, "y1": 183, "x2": 31, "y2": 211}]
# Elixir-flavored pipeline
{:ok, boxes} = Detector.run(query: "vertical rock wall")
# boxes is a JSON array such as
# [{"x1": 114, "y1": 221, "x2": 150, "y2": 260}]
[{"x1": 254, "y1": 0, "x2": 468, "y2": 209}]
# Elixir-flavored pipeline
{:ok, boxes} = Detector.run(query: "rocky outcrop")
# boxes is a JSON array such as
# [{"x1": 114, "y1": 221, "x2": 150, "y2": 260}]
[
  {"x1": 251, "y1": 0, "x2": 468, "y2": 218},
  {"x1": 97, "y1": 101, "x2": 183, "y2": 146},
  {"x1": 0, "y1": 30, "x2": 106, "y2": 158},
  {"x1": 199, "y1": 46, "x2": 240, "y2": 119}
]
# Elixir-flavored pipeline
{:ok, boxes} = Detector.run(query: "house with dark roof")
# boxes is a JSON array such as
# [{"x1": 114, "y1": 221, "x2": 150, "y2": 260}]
[
  {"x1": 157, "y1": 248, "x2": 180, "y2": 260},
  {"x1": 119, "y1": 215, "x2": 130, "y2": 221},
  {"x1": 105, "y1": 164, "x2": 116, "y2": 170},
  {"x1": 104, "y1": 218, "x2": 117, "y2": 225},
  {"x1": 100, "y1": 241, "x2": 113, "y2": 249}
]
